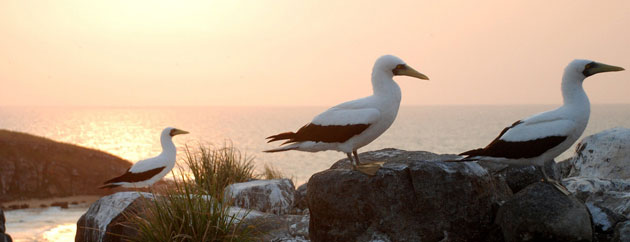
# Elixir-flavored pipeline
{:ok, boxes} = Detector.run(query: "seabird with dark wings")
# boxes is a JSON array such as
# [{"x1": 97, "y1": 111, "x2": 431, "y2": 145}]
[
  {"x1": 100, "y1": 127, "x2": 189, "y2": 189},
  {"x1": 265, "y1": 55, "x2": 429, "y2": 175},
  {"x1": 459, "y1": 59, "x2": 624, "y2": 187}
]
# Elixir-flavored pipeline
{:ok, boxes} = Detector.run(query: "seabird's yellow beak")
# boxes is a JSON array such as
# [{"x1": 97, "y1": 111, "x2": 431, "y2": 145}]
[
  {"x1": 394, "y1": 64, "x2": 429, "y2": 80},
  {"x1": 585, "y1": 62, "x2": 625, "y2": 77},
  {"x1": 170, "y1": 129, "x2": 189, "y2": 136}
]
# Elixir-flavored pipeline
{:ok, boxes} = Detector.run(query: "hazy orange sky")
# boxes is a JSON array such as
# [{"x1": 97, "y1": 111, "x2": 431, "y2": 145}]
[{"x1": 1, "y1": 0, "x2": 629, "y2": 106}]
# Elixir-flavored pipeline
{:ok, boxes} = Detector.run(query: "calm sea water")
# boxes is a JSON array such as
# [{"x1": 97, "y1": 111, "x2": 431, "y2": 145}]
[{"x1": 1, "y1": 105, "x2": 629, "y2": 241}]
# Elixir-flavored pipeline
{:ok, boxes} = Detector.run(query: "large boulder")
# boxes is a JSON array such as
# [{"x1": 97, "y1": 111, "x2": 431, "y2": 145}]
[
  {"x1": 0, "y1": 208, "x2": 12, "y2": 242},
  {"x1": 75, "y1": 192, "x2": 152, "y2": 242},
  {"x1": 569, "y1": 127, "x2": 630, "y2": 179},
  {"x1": 308, "y1": 149, "x2": 511, "y2": 242},
  {"x1": 224, "y1": 179, "x2": 295, "y2": 215},
  {"x1": 495, "y1": 182, "x2": 592, "y2": 242}
]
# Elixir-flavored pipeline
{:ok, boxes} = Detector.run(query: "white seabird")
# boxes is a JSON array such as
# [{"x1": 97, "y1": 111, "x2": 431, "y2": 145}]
[
  {"x1": 100, "y1": 127, "x2": 189, "y2": 189},
  {"x1": 459, "y1": 59, "x2": 624, "y2": 186},
  {"x1": 265, "y1": 55, "x2": 429, "y2": 175}
]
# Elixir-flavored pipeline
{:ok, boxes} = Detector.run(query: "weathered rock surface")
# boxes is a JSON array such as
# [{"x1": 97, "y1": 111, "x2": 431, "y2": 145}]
[
  {"x1": 309, "y1": 149, "x2": 511, "y2": 242},
  {"x1": 478, "y1": 159, "x2": 566, "y2": 194},
  {"x1": 560, "y1": 128, "x2": 630, "y2": 242},
  {"x1": 293, "y1": 183, "x2": 308, "y2": 212},
  {"x1": 563, "y1": 177, "x2": 630, "y2": 202},
  {"x1": 0, "y1": 208, "x2": 12, "y2": 242},
  {"x1": 613, "y1": 220, "x2": 630, "y2": 242},
  {"x1": 75, "y1": 192, "x2": 152, "y2": 242},
  {"x1": 569, "y1": 127, "x2": 630, "y2": 179},
  {"x1": 0, "y1": 130, "x2": 131, "y2": 202},
  {"x1": 225, "y1": 179, "x2": 295, "y2": 215},
  {"x1": 236, "y1": 208, "x2": 310, "y2": 241},
  {"x1": 496, "y1": 182, "x2": 592, "y2": 242}
]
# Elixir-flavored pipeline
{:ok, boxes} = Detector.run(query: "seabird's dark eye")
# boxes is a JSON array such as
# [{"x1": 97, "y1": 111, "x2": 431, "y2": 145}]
[
  {"x1": 585, "y1": 63, "x2": 592, "y2": 69},
  {"x1": 395, "y1": 64, "x2": 405, "y2": 70}
]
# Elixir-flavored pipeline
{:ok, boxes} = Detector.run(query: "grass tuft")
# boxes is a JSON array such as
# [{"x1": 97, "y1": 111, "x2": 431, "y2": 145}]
[{"x1": 184, "y1": 141, "x2": 257, "y2": 192}]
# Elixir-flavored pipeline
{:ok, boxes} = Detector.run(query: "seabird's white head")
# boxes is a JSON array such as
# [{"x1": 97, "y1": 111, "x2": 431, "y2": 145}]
[
  {"x1": 565, "y1": 59, "x2": 624, "y2": 82},
  {"x1": 160, "y1": 127, "x2": 189, "y2": 153},
  {"x1": 373, "y1": 55, "x2": 429, "y2": 80}
]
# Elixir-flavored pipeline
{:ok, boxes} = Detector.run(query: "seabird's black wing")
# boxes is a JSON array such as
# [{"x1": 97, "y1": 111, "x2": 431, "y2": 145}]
[
  {"x1": 459, "y1": 120, "x2": 568, "y2": 159},
  {"x1": 101, "y1": 166, "x2": 166, "y2": 185},
  {"x1": 267, "y1": 123, "x2": 371, "y2": 144}
]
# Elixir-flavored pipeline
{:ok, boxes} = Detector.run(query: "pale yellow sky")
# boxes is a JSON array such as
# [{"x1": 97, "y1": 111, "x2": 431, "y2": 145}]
[{"x1": 1, "y1": 0, "x2": 629, "y2": 106}]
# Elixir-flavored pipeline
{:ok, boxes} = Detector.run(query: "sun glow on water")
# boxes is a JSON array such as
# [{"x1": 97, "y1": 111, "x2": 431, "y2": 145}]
[{"x1": 42, "y1": 224, "x2": 76, "y2": 242}]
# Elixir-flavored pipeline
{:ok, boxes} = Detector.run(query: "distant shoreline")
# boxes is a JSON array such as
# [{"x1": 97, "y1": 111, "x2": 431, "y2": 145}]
[{"x1": 1, "y1": 195, "x2": 100, "y2": 210}]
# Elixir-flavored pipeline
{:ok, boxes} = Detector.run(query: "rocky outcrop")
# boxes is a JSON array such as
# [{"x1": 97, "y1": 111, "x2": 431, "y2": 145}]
[
  {"x1": 76, "y1": 191, "x2": 309, "y2": 242},
  {"x1": 75, "y1": 192, "x2": 152, "y2": 242},
  {"x1": 224, "y1": 179, "x2": 295, "y2": 215},
  {"x1": 563, "y1": 127, "x2": 630, "y2": 242},
  {"x1": 0, "y1": 130, "x2": 131, "y2": 202},
  {"x1": 0, "y1": 208, "x2": 12, "y2": 242},
  {"x1": 308, "y1": 149, "x2": 511, "y2": 242},
  {"x1": 495, "y1": 182, "x2": 593, "y2": 242},
  {"x1": 569, "y1": 127, "x2": 630, "y2": 179}
]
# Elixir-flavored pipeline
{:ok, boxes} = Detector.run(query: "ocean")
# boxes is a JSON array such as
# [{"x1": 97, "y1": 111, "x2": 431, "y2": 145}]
[{"x1": 1, "y1": 105, "x2": 629, "y2": 241}]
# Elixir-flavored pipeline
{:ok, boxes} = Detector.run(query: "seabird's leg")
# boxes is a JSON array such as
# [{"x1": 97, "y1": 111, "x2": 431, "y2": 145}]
[
  {"x1": 347, "y1": 153, "x2": 357, "y2": 169},
  {"x1": 353, "y1": 150, "x2": 362, "y2": 166},
  {"x1": 540, "y1": 163, "x2": 570, "y2": 195},
  {"x1": 540, "y1": 165, "x2": 551, "y2": 182}
]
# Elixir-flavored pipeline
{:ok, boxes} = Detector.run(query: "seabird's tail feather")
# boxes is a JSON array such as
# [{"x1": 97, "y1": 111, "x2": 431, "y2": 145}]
[
  {"x1": 263, "y1": 144, "x2": 299, "y2": 153},
  {"x1": 442, "y1": 148, "x2": 484, "y2": 162},
  {"x1": 266, "y1": 132, "x2": 296, "y2": 143},
  {"x1": 459, "y1": 148, "x2": 484, "y2": 157},
  {"x1": 99, "y1": 183, "x2": 121, "y2": 189}
]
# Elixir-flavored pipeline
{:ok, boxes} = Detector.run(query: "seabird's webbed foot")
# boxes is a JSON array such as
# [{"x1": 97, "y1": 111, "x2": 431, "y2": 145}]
[{"x1": 355, "y1": 162, "x2": 385, "y2": 176}]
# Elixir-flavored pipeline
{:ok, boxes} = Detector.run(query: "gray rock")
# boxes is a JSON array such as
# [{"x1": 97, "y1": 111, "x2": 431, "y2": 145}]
[
  {"x1": 0, "y1": 208, "x2": 4, "y2": 233},
  {"x1": 0, "y1": 208, "x2": 11, "y2": 242},
  {"x1": 330, "y1": 148, "x2": 460, "y2": 169},
  {"x1": 496, "y1": 182, "x2": 592, "y2": 242},
  {"x1": 229, "y1": 206, "x2": 310, "y2": 241},
  {"x1": 569, "y1": 127, "x2": 630, "y2": 179},
  {"x1": 75, "y1": 192, "x2": 152, "y2": 242},
  {"x1": 225, "y1": 179, "x2": 296, "y2": 215},
  {"x1": 563, "y1": 177, "x2": 630, "y2": 202},
  {"x1": 613, "y1": 220, "x2": 630, "y2": 242},
  {"x1": 586, "y1": 202, "x2": 625, "y2": 234},
  {"x1": 293, "y1": 183, "x2": 308, "y2": 212},
  {"x1": 478, "y1": 159, "x2": 566, "y2": 194},
  {"x1": 308, "y1": 149, "x2": 511, "y2": 242},
  {"x1": 556, "y1": 159, "x2": 574, "y2": 179},
  {"x1": 586, "y1": 191, "x2": 630, "y2": 220}
]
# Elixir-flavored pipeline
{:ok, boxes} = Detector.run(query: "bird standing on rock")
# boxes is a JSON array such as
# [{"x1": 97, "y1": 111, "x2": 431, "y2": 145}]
[
  {"x1": 457, "y1": 59, "x2": 624, "y2": 191},
  {"x1": 265, "y1": 55, "x2": 429, "y2": 176},
  {"x1": 100, "y1": 127, "x2": 189, "y2": 189}
]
